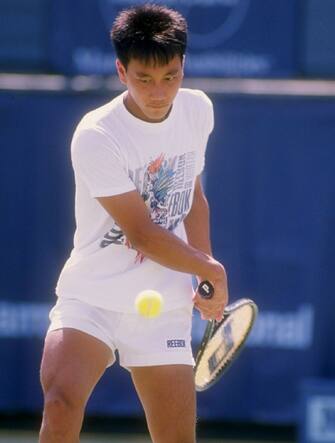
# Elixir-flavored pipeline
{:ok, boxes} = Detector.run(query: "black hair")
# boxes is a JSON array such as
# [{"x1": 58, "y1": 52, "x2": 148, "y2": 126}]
[{"x1": 111, "y1": 3, "x2": 187, "y2": 68}]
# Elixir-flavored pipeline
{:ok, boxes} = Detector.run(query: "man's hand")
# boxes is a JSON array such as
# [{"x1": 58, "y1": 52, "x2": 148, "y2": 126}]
[{"x1": 193, "y1": 268, "x2": 228, "y2": 321}]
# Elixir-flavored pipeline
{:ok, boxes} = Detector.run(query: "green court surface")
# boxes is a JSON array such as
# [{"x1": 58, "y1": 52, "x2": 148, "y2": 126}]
[
  {"x1": 0, "y1": 432, "x2": 294, "y2": 443},
  {"x1": 0, "y1": 430, "x2": 296, "y2": 443},
  {"x1": 0, "y1": 415, "x2": 296, "y2": 442}
]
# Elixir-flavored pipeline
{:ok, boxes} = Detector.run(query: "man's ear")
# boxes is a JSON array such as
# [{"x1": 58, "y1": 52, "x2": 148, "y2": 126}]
[
  {"x1": 181, "y1": 55, "x2": 185, "y2": 78},
  {"x1": 116, "y1": 59, "x2": 127, "y2": 85}
]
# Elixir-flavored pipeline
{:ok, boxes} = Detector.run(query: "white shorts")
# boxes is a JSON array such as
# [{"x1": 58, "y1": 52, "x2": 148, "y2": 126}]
[{"x1": 48, "y1": 297, "x2": 195, "y2": 369}]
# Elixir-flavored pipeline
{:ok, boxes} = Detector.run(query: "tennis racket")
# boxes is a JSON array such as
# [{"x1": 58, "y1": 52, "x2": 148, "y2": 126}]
[{"x1": 194, "y1": 280, "x2": 258, "y2": 392}]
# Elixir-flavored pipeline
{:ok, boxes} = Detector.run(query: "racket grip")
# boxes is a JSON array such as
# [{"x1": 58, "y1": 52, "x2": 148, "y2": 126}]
[{"x1": 197, "y1": 280, "x2": 214, "y2": 299}]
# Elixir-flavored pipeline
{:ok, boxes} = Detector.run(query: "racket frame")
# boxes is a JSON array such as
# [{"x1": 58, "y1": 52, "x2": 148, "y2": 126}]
[{"x1": 194, "y1": 298, "x2": 258, "y2": 392}]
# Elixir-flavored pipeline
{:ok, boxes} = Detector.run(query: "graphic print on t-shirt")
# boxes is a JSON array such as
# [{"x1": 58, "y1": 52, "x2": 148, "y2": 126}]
[
  {"x1": 141, "y1": 153, "x2": 175, "y2": 227},
  {"x1": 100, "y1": 151, "x2": 196, "y2": 261}
]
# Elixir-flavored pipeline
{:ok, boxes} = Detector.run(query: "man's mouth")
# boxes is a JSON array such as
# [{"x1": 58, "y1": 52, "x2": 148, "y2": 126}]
[{"x1": 148, "y1": 103, "x2": 170, "y2": 109}]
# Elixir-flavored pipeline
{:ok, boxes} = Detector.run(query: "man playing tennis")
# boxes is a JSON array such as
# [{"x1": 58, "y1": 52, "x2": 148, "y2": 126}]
[{"x1": 39, "y1": 4, "x2": 228, "y2": 443}]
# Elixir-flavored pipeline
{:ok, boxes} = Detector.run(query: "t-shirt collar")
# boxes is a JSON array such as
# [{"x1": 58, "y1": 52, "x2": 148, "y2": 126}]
[{"x1": 119, "y1": 91, "x2": 176, "y2": 131}]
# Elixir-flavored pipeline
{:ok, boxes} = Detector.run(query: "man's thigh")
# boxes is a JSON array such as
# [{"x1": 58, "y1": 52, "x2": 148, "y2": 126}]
[
  {"x1": 41, "y1": 328, "x2": 113, "y2": 404},
  {"x1": 130, "y1": 364, "x2": 196, "y2": 443}
]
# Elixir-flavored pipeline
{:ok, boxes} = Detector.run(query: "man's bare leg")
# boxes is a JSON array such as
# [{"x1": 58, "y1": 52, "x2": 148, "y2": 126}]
[
  {"x1": 39, "y1": 328, "x2": 113, "y2": 443},
  {"x1": 131, "y1": 365, "x2": 196, "y2": 443}
]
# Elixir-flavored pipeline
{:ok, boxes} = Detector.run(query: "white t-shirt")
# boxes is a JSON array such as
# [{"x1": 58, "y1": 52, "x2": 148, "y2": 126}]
[{"x1": 56, "y1": 88, "x2": 214, "y2": 312}]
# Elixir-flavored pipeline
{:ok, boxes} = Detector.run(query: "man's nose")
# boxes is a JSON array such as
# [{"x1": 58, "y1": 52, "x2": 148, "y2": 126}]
[{"x1": 150, "y1": 83, "x2": 167, "y2": 100}]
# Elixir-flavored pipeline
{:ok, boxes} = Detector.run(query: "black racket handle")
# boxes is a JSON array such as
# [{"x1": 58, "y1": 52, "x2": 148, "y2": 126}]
[{"x1": 197, "y1": 280, "x2": 214, "y2": 299}]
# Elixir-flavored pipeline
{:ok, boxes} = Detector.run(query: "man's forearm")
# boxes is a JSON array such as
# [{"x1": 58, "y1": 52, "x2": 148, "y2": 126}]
[
  {"x1": 182, "y1": 182, "x2": 229, "y2": 318},
  {"x1": 96, "y1": 185, "x2": 224, "y2": 283},
  {"x1": 132, "y1": 222, "x2": 223, "y2": 283}
]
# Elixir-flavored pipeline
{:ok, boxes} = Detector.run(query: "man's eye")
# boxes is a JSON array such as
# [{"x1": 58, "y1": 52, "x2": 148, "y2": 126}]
[
  {"x1": 139, "y1": 78, "x2": 151, "y2": 83},
  {"x1": 165, "y1": 75, "x2": 176, "y2": 81}
]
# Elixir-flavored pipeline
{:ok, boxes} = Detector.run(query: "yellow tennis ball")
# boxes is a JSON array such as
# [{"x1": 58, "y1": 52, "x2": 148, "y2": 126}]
[{"x1": 135, "y1": 290, "x2": 163, "y2": 318}]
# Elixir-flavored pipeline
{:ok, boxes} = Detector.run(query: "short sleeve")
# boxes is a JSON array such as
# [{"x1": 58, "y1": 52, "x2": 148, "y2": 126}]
[
  {"x1": 71, "y1": 127, "x2": 136, "y2": 198},
  {"x1": 196, "y1": 93, "x2": 214, "y2": 175}
]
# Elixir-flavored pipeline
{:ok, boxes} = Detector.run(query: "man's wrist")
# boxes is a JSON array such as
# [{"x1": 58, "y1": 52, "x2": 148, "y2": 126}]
[
  {"x1": 209, "y1": 263, "x2": 227, "y2": 284},
  {"x1": 197, "y1": 259, "x2": 226, "y2": 285}
]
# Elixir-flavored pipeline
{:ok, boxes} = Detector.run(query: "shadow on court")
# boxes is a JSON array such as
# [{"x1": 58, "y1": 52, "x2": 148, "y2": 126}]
[
  {"x1": 0, "y1": 415, "x2": 296, "y2": 442},
  {"x1": 0, "y1": 430, "x2": 296, "y2": 443},
  {"x1": 0, "y1": 432, "x2": 296, "y2": 443}
]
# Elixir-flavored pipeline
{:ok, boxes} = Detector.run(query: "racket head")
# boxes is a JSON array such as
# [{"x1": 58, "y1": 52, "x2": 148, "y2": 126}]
[{"x1": 194, "y1": 298, "x2": 258, "y2": 392}]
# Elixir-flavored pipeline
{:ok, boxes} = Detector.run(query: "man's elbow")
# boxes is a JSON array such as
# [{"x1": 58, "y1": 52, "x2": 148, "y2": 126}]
[{"x1": 127, "y1": 223, "x2": 156, "y2": 252}]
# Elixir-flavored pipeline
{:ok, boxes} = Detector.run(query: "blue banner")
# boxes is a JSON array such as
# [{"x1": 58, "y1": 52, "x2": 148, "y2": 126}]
[
  {"x1": 50, "y1": 0, "x2": 299, "y2": 77},
  {"x1": 299, "y1": 379, "x2": 335, "y2": 443},
  {"x1": 302, "y1": 0, "x2": 335, "y2": 77},
  {"x1": 0, "y1": 0, "x2": 50, "y2": 71},
  {"x1": 0, "y1": 89, "x2": 334, "y2": 423},
  {"x1": 204, "y1": 93, "x2": 335, "y2": 422}
]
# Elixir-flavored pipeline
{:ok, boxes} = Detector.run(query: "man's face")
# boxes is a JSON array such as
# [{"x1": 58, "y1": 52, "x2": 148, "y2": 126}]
[{"x1": 116, "y1": 55, "x2": 184, "y2": 122}]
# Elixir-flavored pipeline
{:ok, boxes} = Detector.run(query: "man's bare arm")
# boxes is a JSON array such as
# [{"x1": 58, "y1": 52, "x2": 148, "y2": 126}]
[
  {"x1": 184, "y1": 177, "x2": 212, "y2": 257},
  {"x1": 97, "y1": 190, "x2": 223, "y2": 282},
  {"x1": 184, "y1": 177, "x2": 228, "y2": 320}
]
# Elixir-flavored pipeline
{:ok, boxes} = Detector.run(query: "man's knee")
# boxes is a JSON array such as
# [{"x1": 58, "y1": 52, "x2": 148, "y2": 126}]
[
  {"x1": 42, "y1": 384, "x2": 85, "y2": 435},
  {"x1": 40, "y1": 351, "x2": 86, "y2": 414},
  {"x1": 44, "y1": 385, "x2": 83, "y2": 412}
]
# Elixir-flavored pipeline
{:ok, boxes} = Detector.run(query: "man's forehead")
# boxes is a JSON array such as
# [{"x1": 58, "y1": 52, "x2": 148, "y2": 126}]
[
  {"x1": 128, "y1": 56, "x2": 183, "y2": 73},
  {"x1": 136, "y1": 68, "x2": 180, "y2": 77}
]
